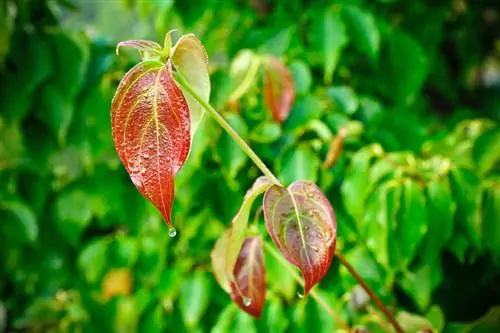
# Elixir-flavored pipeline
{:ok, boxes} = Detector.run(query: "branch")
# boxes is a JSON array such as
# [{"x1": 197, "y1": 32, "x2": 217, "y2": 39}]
[{"x1": 335, "y1": 251, "x2": 405, "y2": 333}]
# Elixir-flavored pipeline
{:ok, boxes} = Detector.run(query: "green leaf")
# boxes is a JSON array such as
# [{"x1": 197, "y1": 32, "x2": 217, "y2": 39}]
[
  {"x1": 115, "y1": 297, "x2": 139, "y2": 333},
  {"x1": 179, "y1": 271, "x2": 211, "y2": 329},
  {"x1": 265, "y1": 250, "x2": 297, "y2": 301},
  {"x1": 171, "y1": 33, "x2": 211, "y2": 137},
  {"x1": 426, "y1": 305, "x2": 445, "y2": 332},
  {"x1": 228, "y1": 49, "x2": 261, "y2": 102},
  {"x1": 447, "y1": 232, "x2": 470, "y2": 264},
  {"x1": 474, "y1": 129, "x2": 500, "y2": 176},
  {"x1": 327, "y1": 86, "x2": 359, "y2": 115},
  {"x1": 381, "y1": 29, "x2": 428, "y2": 104},
  {"x1": 342, "y1": 5, "x2": 380, "y2": 60},
  {"x1": 423, "y1": 178, "x2": 456, "y2": 262},
  {"x1": 483, "y1": 185, "x2": 500, "y2": 262},
  {"x1": 309, "y1": 9, "x2": 348, "y2": 83},
  {"x1": 36, "y1": 85, "x2": 74, "y2": 144},
  {"x1": 138, "y1": 304, "x2": 164, "y2": 332},
  {"x1": 157, "y1": 268, "x2": 184, "y2": 301},
  {"x1": 78, "y1": 238, "x2": 110, "y2": 283},
  {"x1": 278, "y1": 145, "x2": 320, "y2": 185},
  {"x1": 1, "y1": 201, "x2": 38, "y2": 243},
  {"x1": 0, "y1": 34, "x2": 53, "y2": 121},
  {"x1": 211, "y1": 303, "x2": 238, "y2": 333},
  {"x1": 54, "y1": 189, "x2": 93, "y2": 246},
  {"x1": 363, "y1": 181, "x2": 401, "y2": 274},
  {"x1": 112, "y1": 236, "x2": 139, "y2": 267},
  {"x1": 262, "y1": 298, "x2": 289, "y2": 333},
  {"x1": 0, "y1": 121, "x2": 24, "y2": 168},
  {"x1": 250, "y1": 121, "x2": 282, "y2": 144},
  {"x1": 341, "y1": 144, "x2": 382, "y2": 223},
  {"x1": 51, "y1": 32, "x2": 89, "y2": 98},
  {"x1": 396, "y1": 312, "x2": 435, "y2": 332},
  {"x1": 215, "y1": 113, "x2": 249, "y2": 179},
  {"x1": 259, "y1": 27, "x2": 293, "y2": 57},
  {"x1": 449, "y1": 167, "x2": 482, "y2": 250},
  {"x1": 0, "y1": 76, "x2": 31, "y2": 122},
  {"x1": 400, "y1": 264, "x2": 434, "y2": 310},
  {"x1": 284, "y1": 95, "x2": 322, "y2": 132},
  {"x1": 397, "y1": 178, "x2": 427, "y2": 269},
  {"x1": 290, "y1": 60, "x2": 312, "y2": 95},
  {"x1": 462, "y1": 306, "x2": 500, "y2": 333},
  {"x1": 233, "y1": 310, "x2": 257, "y2": 333},
  {"x1": 211, "y1": 230, "x2": 232, "y2": 293},
  {"x1": 24, "y1": 33, "x2": 54, "y2": 93}
]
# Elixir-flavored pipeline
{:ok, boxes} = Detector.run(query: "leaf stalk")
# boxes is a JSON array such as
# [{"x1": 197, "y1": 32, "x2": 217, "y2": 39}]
[
  {"x1": 335, "y1": 251, "x2": 405, "y2": 333},
  {"x1": 175, "y1": 72, "x2": 282, "y2": 187}
]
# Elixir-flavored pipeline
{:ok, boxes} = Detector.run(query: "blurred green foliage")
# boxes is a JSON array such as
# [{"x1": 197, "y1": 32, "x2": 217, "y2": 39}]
[{"x1": 1, "y1": 0, "x2": 500, "y2": 332}]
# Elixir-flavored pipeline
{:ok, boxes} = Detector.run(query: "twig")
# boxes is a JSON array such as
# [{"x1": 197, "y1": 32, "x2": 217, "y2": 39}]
[{"x1": 335, "y1": 251, "x2": 405, "y2": 333}]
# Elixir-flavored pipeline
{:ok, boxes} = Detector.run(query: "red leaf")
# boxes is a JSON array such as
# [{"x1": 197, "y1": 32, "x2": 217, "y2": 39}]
[
  {"x1": 263, "y1": 56, "x2": 295, "y2": 123},
  {"x1": 230, "y1": 236, "x2": 266, "y2": 318},
  {"x1": 263, "y1": 181, "x2": 337, "y2": 295},
  {"x1": 111, "y1": 60, "x2": 190, "y2": 229}
]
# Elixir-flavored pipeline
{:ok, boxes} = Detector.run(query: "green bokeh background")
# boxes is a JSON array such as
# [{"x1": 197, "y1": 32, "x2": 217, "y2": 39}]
[{"x1": 1, "y1": 0, "x2": 499, "y2": 332}]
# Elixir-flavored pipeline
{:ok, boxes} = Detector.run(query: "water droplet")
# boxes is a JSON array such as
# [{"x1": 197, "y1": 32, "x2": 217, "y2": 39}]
[
  {"x1": 130, "y1": 174, "x2": 143, "y2": 187},
  {"x1": 242, "y1": 297, "x2": 252, "y2": 307},
  {"x1": 297, "y1": 292, "x2": 304, "y2": 299},
  {"x1": 168, "y1": 227, "x2": 177, "y2": 238}
]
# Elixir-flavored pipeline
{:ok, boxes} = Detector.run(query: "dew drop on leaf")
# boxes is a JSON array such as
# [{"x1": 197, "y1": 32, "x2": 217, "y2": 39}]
[
  {"x1": 130, "y1": 174, "x2": 143, "y2": 187},
  {"x1": 297, "y1": 291, "x2": 304, "y2": 299},
  {"x1": 242, "y1": 297, "x2": 252, "y2": 307},
  {"x1": 168, "y1": 227, "x2": 177, "y2": 238}
]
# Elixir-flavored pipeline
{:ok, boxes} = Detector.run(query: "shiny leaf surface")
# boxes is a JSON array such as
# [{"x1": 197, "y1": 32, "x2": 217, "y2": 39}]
[
  {"x1": 111, "y1": 60, "x2": 190, "y2": 228},
  {"x1": 230, "y1": 236, "x2": 266, "y2": 318},
  {"x1": 263, "y1": 181, "x2": 337, "y2": 295}
]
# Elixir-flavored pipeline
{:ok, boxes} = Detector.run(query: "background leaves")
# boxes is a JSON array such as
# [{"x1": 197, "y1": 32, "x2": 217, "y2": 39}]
[{"x1": 1, "y1": 0, "x2": 499, "y2": 332}]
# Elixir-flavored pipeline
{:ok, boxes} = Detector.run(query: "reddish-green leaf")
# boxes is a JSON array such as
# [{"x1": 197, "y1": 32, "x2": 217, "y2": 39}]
[
  {"x1": 225, "y1": 177, "x2": 271, "y2": 283},
  {"x1": 230, "y1": 236, "x2": 266, "y2": 318},
  {"x1": 263, "y1": 181, "x2": 337, "y2": 295},
  {"x1": 211, "y1": 233, "x2": 267, "y2": 318},
  {"x1": 111, "y1": 60, "x2": 190, "y2": 229},
  {"x1": 263, "y1": 56, "x2": 295, "y2": 123}
]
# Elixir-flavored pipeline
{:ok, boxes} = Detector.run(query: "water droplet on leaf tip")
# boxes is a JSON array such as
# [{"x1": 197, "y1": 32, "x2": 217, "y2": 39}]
[
  {"x1": 242, "y1": 297, "x2": 252, "y2": 307},
  {"x1": 297, "y1": 292, "x2": 304, "y2": 299},
  {"x1": 168, "y1": 227, "x2": 177, "y2": 238}
]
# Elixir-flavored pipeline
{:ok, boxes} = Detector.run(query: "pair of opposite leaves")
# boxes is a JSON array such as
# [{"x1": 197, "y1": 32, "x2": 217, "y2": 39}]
[
  {"x1": 211, "y1": 177, "x2": 337, "y2": 317},
  {"x1": 111, "y1": 32, "x2": 336, "y2": 318}
]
